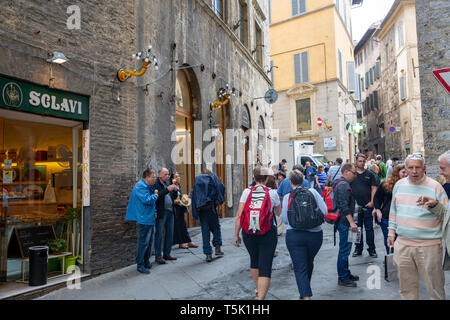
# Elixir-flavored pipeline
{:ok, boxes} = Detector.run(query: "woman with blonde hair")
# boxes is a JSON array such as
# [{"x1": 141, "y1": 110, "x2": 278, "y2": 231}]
[{"x1": 373, "y1": 164, "x2": 407, "y2": 254}]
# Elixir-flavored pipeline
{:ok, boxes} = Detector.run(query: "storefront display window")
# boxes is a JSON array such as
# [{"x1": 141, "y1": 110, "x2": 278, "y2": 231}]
[{"x1": 0, "y1": 116, "x2": 82, "y2": 282}]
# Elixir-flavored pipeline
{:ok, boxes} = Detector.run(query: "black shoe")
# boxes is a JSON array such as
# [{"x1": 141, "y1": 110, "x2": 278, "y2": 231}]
[
  {"x1": 338, "y1": 278, "x2": 357, "y2": 287},
  {"x1": 206, "y1": 254, "x2": 213, "y2": 262},
  {"x1": 352, "y1": 251, "x2": 362, "y2": 257},
  {"x1": 137, "y1": 266, "x2": 150, "y2": 274},
  {"x1": 215, "y1": 246, "x2": 224, "y2": 256},
  {"x1": 369, "y1": 252, "x2": 378, "y2": 258},
  {"x1": 349, "y1": 274, "x2": 359, "y2": 281}
]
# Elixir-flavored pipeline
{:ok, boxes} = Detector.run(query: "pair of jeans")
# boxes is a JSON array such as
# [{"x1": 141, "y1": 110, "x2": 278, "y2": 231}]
[
  {"x1": 198, "y1": 204, "x2": 222, "y2": 255},
  {"x1": 355, "y1": 207, "x2": 376, "y2": 254},
  {"x1": 154, "y1": 210, "x2": 174, "y2": 258},
  {"x1": 136, "y1": 224, "x2": 155, "y2": 268},
  {"x1": 337, "y1": 223, "x2": 353, "y2": 280},
  {"x1": 286, "y1": 229, "x2": 323, "y2": 298}
]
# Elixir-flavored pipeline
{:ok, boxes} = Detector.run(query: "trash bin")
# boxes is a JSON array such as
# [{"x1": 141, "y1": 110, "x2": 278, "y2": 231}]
[{"x1": 29, "y1": 246, "x2": 48, "y2": 286}]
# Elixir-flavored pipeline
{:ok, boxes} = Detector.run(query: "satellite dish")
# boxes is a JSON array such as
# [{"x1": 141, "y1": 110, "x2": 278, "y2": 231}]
[{"x1": 264, "y1": 89, "x2": 278, "y2": 104}]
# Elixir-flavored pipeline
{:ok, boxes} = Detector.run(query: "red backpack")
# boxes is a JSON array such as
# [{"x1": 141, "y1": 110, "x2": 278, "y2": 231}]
[
  {"x1": 240, "y1": 185, "x2": 272, "y2": 235},
  {"x1": 322, "y1": 180, "x2": 346, "y2": 224}
]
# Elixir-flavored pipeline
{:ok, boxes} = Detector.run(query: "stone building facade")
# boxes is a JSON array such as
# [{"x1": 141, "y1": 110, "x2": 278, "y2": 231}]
[
  {"x1": 0, "y1": 0, "x2": 272, "y2": 280},
  {"x1": 355, "y1": 22, "x2": 385, "y2": 159},
  {"x1": 375, "y1": 0, "x2": 424, "y2": 160},
  {"x1": 415, "y1": 0, "x2": 450, "y2": 177}
]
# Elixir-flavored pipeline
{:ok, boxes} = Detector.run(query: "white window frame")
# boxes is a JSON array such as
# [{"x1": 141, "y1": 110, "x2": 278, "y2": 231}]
[{"x1": 292, "y1": 0, "x2": 307, "y2": 17}]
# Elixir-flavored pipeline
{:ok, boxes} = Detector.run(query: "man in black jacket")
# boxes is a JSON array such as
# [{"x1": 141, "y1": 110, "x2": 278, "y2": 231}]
[
  {"x1": 154, "y1": 167, "x2": 179, "y2": 264},
  {"x1": 334, "y1": 163, "x2": 359, "y2": 287}
]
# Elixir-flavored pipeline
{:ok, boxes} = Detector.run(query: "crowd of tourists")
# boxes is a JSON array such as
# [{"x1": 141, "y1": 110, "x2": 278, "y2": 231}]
[{"x1": 125, "y1": 149, "x2": 450, "y2": 300}]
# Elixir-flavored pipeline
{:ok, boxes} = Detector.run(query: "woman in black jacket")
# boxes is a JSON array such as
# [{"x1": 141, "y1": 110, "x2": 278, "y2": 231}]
[
  {"x1": 171, "y1": 172, "x2": 198, "y2": 249},
  {"x1": 372, "y1": 164, "x2": 406, "y2": 254}
]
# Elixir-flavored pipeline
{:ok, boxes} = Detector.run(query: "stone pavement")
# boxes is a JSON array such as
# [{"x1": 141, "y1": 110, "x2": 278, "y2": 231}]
[{"x1": 38, "y1": 218, "x2": 450, "y2": 300}]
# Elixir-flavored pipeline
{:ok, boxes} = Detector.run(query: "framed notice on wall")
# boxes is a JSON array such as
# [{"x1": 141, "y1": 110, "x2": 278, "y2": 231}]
[{"x1": 324, "y1": 137, "x2": 337, "y2": 151}]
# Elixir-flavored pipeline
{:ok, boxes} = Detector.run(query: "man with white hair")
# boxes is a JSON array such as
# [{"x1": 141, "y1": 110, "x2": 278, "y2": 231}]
[
  {"x1": 439, "y1": 150, "x2": 450, "y2": 198},
  {"x1": 418, "y1": 150, "x2": 450, "y2": 274},
  {"x1": 388, "y1": 152, "x2": 448, "y2": 300}
]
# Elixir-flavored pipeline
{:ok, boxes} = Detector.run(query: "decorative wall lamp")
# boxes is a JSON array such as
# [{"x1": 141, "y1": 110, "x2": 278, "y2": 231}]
[
  {"x1": 117, "y1": 45, "x2": 158, "y2": 82},
  {"x1": 210, "y1": 85, "x2": 235, "y2": 110},
  {"x1": 47, "y1": 51, "x2": 68, "y2": 64}
]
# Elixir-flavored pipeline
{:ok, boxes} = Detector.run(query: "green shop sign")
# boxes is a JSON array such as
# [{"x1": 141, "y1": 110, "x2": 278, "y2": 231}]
[{"x1": 0, "y1": 75, "x2": 89, "y2": 121}]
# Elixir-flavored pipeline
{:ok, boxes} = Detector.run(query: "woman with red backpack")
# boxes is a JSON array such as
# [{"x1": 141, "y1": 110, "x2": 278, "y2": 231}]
[{"x1": 234, "y1": 167, "x2": 281, "y2": 300}]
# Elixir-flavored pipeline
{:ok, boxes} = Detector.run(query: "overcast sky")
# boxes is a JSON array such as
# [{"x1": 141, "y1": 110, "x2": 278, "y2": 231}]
[{"x1": 351, "y1": 0, "x2": 395, "y2": 42}]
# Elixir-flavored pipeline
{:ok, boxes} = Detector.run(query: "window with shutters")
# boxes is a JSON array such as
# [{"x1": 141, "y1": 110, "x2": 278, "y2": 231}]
[
  {"x1": 336, "y1": 0, "x2": 340, "y2": 13},
  {"x1": 361, "y1": 77, "x2": 364, "y2": 92},
  {"x1": 296, "y1": 98, "x2": 311, "y2": 132},
  {"x1": 255, "y1": 22, "x2": 263, "y2": 67},
  {"x1": 343, "y1": 0, "x2": 347, "y2": 28},
  {"x1": 397, "y1": 22, "x2": 404, "y2": 49},
  {"x1": 292, "y1": 0, "x2": 306, "y2": 16},
  {"x1": 370, "y1": 93, "x2": 374, "y2": 111},
  {"x1": 238, "y1": 1, "x2": 249, "y2": 48},
  {"x1": 374, "y1": 90, "x2": 379, "y2": 109},
  {"x1": 268, "y1": 0, "x2": 272, "y2": 24},
  {"x1": 338, "y1": 49, "x2": 343, "y2": 81},
  {"x1": 399, "y1": 75, "x2": 406, "y2": 100},
  {"x1": 347, "y1": 61, "x2": 356, "y2": 92},
  {"x1": 294, "y1": 51, "x2": 309, "y2": 84},
  {"x1": 365, "y1": 72, "x2": 369, "y2": 89},
  {"x1": 375, "y1": 61, "x2": 380, "y2": 79}
]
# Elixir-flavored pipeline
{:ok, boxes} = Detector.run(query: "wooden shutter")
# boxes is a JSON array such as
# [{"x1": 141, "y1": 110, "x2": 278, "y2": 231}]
[
  {"x1": 375, "y1": 61, "x2": 380, "y2": 79},
  {"x1": 292, "y1": 0, "x2": 299, "y2": 16},
  {"x1": 355, "y1": 74, "x2": 361, "y2": 101},
  {"x1": 301, "y1": 51, "x2": 309, "y2": 83},
  {"x1": 294, "y1": 53, "x2": 301, "y2": 84},
  {"x1": 400, "y1": 76, "x2": 406, "y2": 100},
  {"x1": 365, "y1": 72, "x2": 369, "y2": 89},
  {"x1": 347, "y1": 61, "x2": 356, "y2": 92},
  {"x1": 374, "y1": 90, "x2": 379, "y2": 109},
  {"x1": 338, "y1": 50, "x2": 342, "y2": 81}
]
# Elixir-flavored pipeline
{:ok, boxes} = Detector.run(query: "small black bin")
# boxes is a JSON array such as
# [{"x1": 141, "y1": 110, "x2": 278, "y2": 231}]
[{"x1": 29, "y1": 246, "x2": 48, "y2": 286}]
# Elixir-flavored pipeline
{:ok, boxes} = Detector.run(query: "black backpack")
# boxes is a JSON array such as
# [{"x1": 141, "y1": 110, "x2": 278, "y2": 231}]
[{"x1": 287, "y1": 187, "x2": 324, "y2": 230}]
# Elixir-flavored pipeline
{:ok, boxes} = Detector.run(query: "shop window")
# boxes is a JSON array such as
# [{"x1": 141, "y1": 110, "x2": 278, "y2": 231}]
[
  {"x1": 0, "y1": 117, "x2": 82, "y2": 281},
  {"x1": 296, "y1": 98, "x2": 311, "y2": 132}
]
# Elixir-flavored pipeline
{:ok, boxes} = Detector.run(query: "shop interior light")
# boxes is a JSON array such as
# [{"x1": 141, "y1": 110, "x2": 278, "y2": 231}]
[{"x1": 47, "y1": 51, "x2": 69, "y2": 64}]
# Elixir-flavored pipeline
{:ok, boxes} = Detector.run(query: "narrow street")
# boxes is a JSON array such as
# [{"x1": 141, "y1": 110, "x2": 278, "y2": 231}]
[{"x1": 38, "y1": 218, "x2": 450, "y2": 300}]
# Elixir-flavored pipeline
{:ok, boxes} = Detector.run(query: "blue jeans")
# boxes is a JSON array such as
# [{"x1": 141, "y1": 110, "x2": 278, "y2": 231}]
[
  {"x1": 286, "y1": 229, "x2": 323, "y2": 298},
  {"x1": 355, "y1": 208, "x2": 376, "y2": 254},
  {"x1": 198, "y1": 204, "x2": 222, "y2": 255},
  {"x1": 337, "y1": 223, "x2": 353, "y2": 280},
  {"x1": 154, "y1": 210, "x2": 174, "y2": 258},
  {"x1": 136, "y1": 224, "x2": 155, "y2": 268}
]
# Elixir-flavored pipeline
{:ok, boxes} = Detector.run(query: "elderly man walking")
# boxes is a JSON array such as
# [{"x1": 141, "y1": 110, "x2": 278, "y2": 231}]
[{"x1": 388, "y1": 152, "x2": 448, "y2": 300}]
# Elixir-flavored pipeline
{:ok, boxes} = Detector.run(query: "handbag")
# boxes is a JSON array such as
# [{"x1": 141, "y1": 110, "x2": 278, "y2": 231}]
[{"x1": 384, "y1": 247, "x2": 398, "y2": 282}]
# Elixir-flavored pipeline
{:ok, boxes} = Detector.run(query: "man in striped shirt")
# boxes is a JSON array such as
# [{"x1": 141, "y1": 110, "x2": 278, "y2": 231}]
[{"x1": 388, "y1": 153, "x2": 448, "y2": 300}]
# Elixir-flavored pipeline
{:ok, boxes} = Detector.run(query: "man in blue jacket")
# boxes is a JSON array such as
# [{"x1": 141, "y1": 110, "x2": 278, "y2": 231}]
[
  {"x1": 191, "y1": 168, "x2": 225, "y2": 262},
  {"x1": 125, "y1": 168, "x2": 158, "y2": 274}
]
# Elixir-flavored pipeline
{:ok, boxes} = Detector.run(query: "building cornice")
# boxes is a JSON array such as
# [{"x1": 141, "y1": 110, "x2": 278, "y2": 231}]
[{"x1": 375, "y1": 0, "x2": 414, "y2": 40}]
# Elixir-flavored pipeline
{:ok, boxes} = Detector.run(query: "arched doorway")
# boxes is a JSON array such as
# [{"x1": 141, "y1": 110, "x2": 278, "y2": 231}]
[
  {"x1": 175, "y1": 70, "x2": 195, "y2": 226},
  {"x1": 241, "y1": 105, "x2": 251, "y2": 188}
]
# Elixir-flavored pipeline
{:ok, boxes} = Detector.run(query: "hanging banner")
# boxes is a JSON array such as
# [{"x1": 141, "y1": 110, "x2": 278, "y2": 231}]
[{"x1": 82, "y1": 129, "x2": 90, "y2": 207}]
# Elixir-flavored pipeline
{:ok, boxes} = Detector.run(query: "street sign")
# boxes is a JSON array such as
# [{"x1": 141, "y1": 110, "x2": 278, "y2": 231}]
[
  {"x1": 389, "y1": 126, "x2": 396, "y2": 133},
  {"x1": 432, "y1": 68, "x2": 450, "y2": 94},
  {"x1": 264, "y1": 89, "x2": 278, "y2": 104},
  {"x1": 317, "y1": 117, "x2": 322, "y2": 127}
]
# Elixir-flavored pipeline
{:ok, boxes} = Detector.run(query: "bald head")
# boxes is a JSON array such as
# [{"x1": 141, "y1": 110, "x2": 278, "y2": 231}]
[{"x1": 158, "y1": 168, "x2": 169, "y2": 182}]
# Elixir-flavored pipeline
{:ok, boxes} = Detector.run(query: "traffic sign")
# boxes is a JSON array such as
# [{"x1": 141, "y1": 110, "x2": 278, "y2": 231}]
[
  {"x1": 389, "y1": 126, "x2": 396, "y2": 133},
  {"x1": 432, "y1": 68, "x2": 450, "y2": 94},
  {"x1": 317, "y1": 117, "x2": 322, "y2": 127}
]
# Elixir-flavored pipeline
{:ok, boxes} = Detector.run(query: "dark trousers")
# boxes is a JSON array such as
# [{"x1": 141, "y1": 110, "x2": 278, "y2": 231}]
[
  {"x1": 242, "y1": 226, "x2": 277, "y2": 278},
  {"x1": 173, "y1": 208, "x2": 192, "y2": 245},
  {"x1": 136, "y1": 224, "x2": 155, "y2": 268},
  {"x1": 286, "y1": 229, "x2": 323, "y2": 298},
  {"x1": 198, "y1": 204, "x2": 222, "y2": 255},
  {"x1": 154, "y1": 210, "x2": 174, "y2": 258},
  {"x1": 337, "y1": 223, "x2": 353, "y2": 280},
  {"x1": 355, "y1": 208, "x2": 376, "y2": 254}
]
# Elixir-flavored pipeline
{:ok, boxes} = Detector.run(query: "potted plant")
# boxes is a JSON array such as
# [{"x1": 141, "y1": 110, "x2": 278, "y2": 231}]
[
  {"x1": 48, "y1": 238, "x2": 67, "y2": 255},
  {"x1": 62, "y1": 207, "x2": 82, "y2": 273}
]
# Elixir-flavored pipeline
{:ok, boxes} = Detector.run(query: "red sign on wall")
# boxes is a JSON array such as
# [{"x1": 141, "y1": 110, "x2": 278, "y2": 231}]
[{"x1": 432, "y1": 68, "x2": 450, "y2": 94}]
